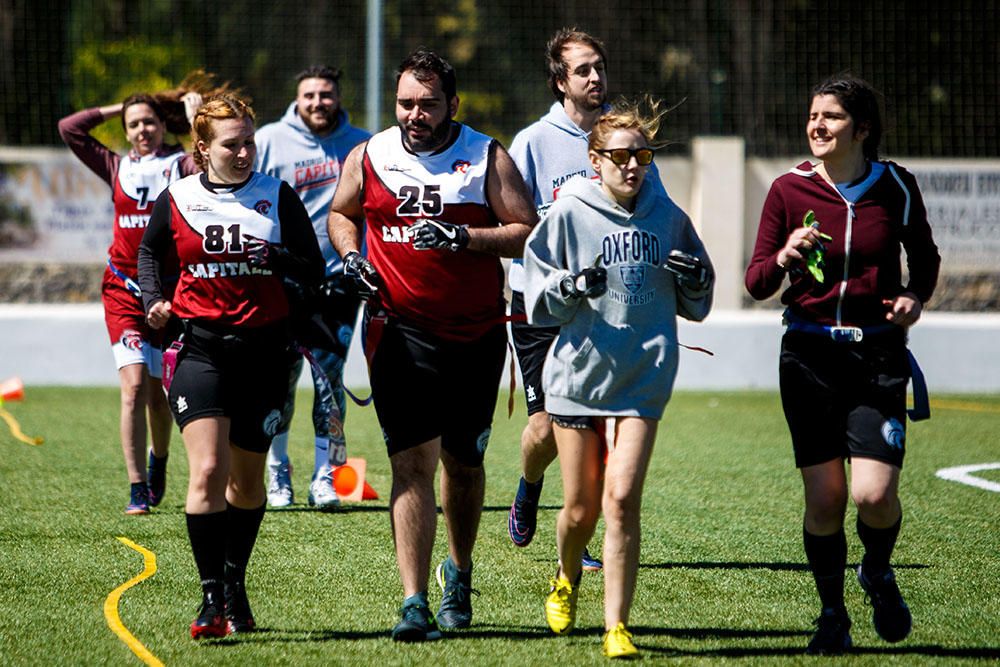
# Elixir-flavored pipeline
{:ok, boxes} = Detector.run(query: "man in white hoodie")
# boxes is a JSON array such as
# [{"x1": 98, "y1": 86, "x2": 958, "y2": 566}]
[
  {"x1": 506, "y1": 28, "x2": 611, "y2": 570},
  {"x1": 255, "y1": 65, "x2": 371, "y2": 509}
]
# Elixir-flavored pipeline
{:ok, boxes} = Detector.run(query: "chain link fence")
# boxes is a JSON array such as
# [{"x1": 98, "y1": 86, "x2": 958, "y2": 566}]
[{"x1": 2, "y1": 0, "x2": 997, "y2": 156}]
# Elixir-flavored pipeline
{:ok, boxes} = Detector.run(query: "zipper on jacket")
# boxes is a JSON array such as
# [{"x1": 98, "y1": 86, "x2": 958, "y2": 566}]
[{"x1": 836, "y1": 201, "x2": 855, "y2": 327}]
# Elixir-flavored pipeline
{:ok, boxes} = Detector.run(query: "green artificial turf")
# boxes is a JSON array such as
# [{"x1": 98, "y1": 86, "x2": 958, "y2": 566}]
[{"x1": 0, "y1": 388, "x2": 997, "y2": 665}]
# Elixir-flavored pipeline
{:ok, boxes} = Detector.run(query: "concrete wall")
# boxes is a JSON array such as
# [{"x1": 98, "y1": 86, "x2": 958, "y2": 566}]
[{"x1": 2, "y1": 304, "x2": 997, "y2": 393}]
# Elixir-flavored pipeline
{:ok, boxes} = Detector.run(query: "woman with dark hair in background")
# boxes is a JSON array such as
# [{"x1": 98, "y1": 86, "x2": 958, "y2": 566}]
[
  {"x1": 138, "y1": 94, "x2": 323, "y2": 638},
  {"x1": 58, "y1": 87, "x2": 202, "y2": 515},
  {"x1": 746, "y1": 75, "x2": 939, "y2": 655}
]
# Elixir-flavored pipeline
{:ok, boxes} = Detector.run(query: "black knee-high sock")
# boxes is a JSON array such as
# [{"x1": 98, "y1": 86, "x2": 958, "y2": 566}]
[
  {"x1": 803, "y1": 526, "x2": 847, "y2": 611},
  {"x1": 225, "y1": 502, "x2": 266, "y2": 584},
  {"x1": 857, "y1": 513, "x2": 902, "y2": 576},
  {"x1": 186, "y1": 511, "x2": 227, "y2": 591}
]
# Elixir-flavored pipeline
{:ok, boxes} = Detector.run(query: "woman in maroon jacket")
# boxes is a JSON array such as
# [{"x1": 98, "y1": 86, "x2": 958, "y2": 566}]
[
  {"x1": 746, "y1": 76, "x2": 939, "y2": 655},
  {"x1": 58, "y1": 91, "x2": 201, "y2": 515}
]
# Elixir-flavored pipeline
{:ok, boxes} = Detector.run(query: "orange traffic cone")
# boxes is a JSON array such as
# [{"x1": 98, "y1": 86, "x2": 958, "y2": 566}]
[
  {"x1": 334, "y1": 457, "x2": 368, "y2": 502},
  {"x1": 362, "y1": 481, "x2": 379, "y2": 500},
  {"x1": 0, "y1": 376, "x2": 25, "y2": 403}
]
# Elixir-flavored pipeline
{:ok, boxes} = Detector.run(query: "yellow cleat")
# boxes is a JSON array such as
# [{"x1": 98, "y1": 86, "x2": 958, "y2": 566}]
[
  {"x1": 603, "y1": 622, "x2": 639, "y2": 659},
  {"x1": 545, "y1": 573, "x2": 579, "y2": 635}
]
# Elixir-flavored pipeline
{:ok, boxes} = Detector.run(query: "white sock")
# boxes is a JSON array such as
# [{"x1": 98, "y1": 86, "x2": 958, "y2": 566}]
[
  {"x1": 268, "y1": 431, "x2": 290, "y2": 468},
  {"x1": 314, "y1": 436, "x2": 330, "y2": 476}
]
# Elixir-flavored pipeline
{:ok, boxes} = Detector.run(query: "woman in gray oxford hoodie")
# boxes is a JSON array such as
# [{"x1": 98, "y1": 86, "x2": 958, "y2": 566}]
[{"x1": 523, "y1": 99, "x2": 713, "y2": 658}]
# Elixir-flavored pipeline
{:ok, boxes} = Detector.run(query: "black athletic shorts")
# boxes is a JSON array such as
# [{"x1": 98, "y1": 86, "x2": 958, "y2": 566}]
[
  {"x1": 367, "y1": 313, "x2": 506, "y2": 467},
  {"x1": 779, "y1": 329, "x2": 910, "y2": 469},
  {"x1": 167, "y1": 320, "x2": 297, "y2": 453},
  {"x1": 510, "y1": 290, "x2": 559, "y2": 416}
]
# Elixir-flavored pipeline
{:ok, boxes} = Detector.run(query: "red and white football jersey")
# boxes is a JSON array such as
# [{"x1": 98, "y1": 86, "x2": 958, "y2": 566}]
[
  {"x1": 362, "y1": 125, "x2": 505, "y2": 340},
  {"x1": 110, "y1": 151, "x2": 185, "y2": 274},
  {"x1": 165, "y1": 172, "x2": 290, "y2": 327}
]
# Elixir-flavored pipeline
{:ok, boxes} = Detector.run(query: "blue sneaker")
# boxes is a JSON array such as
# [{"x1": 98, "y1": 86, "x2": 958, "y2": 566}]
[
  {"x1": 436, "y1": 557, "x2": 479, "y2": 629},
  {"x1": 582, "y1": 547, "x2": 603, "y2": 572},
  {"x1": 125, "y1": 482, "x2": 150, "y2": 515},
  {"x1": 147, "y1": 452, "x2": 167, "y2": 507},
  {"x1": 392, "y1": 593, "x2": 442, "y2": 642},
  {"x1": 508, "y1": 476, "x2": 542, "y2": 547}
]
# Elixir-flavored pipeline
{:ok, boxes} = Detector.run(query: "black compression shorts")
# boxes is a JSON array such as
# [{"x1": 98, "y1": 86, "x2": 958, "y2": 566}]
[
  {"x1": 510, "y1": 290, "x2": 559, "y2": 416},
  {"x1": 167, "y1": 321, "x2": 296, "y2": 453},
  {"x1": 779, "y1": 328, "x2": 910, "y2": 469},
  {"x1": 367, "y1": 313, "x2": 506, "y2": 467}
]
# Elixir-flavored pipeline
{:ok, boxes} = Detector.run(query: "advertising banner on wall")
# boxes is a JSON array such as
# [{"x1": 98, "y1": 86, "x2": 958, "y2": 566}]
[
  {"x1": 3, "y1": 150, "x2": 998, "y2": 275},
  {"x1": 908, "y1": 161, "x2": 1000, "y2": 273},
  {"x1": 0, "y1": 148, "x2": 113, "y2": 263}
]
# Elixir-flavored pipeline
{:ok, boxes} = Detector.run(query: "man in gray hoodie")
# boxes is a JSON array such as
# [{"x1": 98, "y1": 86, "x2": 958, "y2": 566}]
[
  {"x1": 255, "y1": 65, "x2": 371, "y2": 510},
  {"x1": 506, "y1": 28, "x2": 610, "y2": 570}
]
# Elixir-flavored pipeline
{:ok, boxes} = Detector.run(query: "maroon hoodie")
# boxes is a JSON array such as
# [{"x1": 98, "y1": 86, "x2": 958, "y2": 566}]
[{"x1": 746, "y1": 160, "x2": 940, "y2": 327}]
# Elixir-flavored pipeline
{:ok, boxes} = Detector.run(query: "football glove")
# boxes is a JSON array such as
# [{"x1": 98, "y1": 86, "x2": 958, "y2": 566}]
[
  {"x1": 559, "y1": 267, "x2": 608, "y2": 299},
  {"x1": 411, "y1": 219, "x2": 470, "y2": 252},
  {"x1": 245, "y1": 236, "x2": 289, "y2": 270},
  {"x1": 342, "y1": 251, "x2": 380, "y2": 298},
  {"x1": 664, "y1": 250, "x2": 710, "y2": 291}
]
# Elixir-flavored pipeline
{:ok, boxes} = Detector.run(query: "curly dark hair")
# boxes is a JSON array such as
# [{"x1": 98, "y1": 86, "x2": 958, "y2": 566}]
[{"x1": 396, "y1": 49, "x2": 457, "y2": 100}]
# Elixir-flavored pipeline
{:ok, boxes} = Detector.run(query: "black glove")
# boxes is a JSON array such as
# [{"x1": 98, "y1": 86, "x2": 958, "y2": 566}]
[
  {"x1": 559, "y1": 267, "x2": 608, "y2": 299},
  {"x1": 245, "y1": 236, "x2": 290, "y2": 270},
  {"x1": 665, "y1": 250, "x2": 709, "y2": 291},
  {"x1": 411, "y1": 219, "x2": 470, "y2": 252},
  {"x1": 342, "y1": 251, "x2": 380, "y2": 298}
]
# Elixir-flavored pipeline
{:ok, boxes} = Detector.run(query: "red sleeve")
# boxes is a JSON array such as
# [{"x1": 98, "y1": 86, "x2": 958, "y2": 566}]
[
  {"x1": 896, "y1": 167, "x2": 941, "y2": 304},
  {"x1": 56, "y1": 108, "x2": 120, "y2": 187},
  {"x1": 745, "y1": 180, "x2": 790, "y2": 301},
  {"x1": 178, "y1": 153, "x2": 200, "y2": 176}
]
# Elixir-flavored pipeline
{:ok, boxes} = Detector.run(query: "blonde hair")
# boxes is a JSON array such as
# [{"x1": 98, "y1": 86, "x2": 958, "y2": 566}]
[
  {"x1": 191, "y1": 94, "x2": 256, "y2": 171},
  {"x1": 588, "y1": 96, "x2": 671, "y2": 152}
]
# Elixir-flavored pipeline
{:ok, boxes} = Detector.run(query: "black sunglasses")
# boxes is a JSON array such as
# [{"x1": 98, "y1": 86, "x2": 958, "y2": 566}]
[{"x1": 595, "y1": 147, "x2": 654, "y2": 166}]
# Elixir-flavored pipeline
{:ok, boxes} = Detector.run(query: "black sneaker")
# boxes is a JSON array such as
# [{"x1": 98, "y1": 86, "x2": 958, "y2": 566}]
[
  {"x1": 224, "y1": 579, "x2": 256, "y2": 634},
  {"x1": 147, "y1": 452, "x2": 167, "y2": 507},
  {"x1": 191, "y1": 588, "x2": 228, "y2": 639},
  {"x1": 508, "y1": 477, "x2": 542, "y2": 547},
  {"x1": 806, "y1": 607, "x2": 852, "y2": 655},
  {"x1": 436, "y1": 557, "x2": 479, "y2": 629},
  {"x1": 392, "y1": 596, "x2": 442, "y2": 642},
  {"x1": 857, "y1": 565, "x2": 912, "y2": 643}
]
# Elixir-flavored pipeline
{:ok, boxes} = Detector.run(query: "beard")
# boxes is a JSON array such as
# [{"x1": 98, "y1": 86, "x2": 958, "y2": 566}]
[
  {"x1": 300, "y1": 106, "x2": 339, "y2": 135},
  {"x1": 568, "y1": 85, "x2": 606, "y2": 113},
  {"x1": 400, "y1": 118, "x2": 454, "y2": 153}
]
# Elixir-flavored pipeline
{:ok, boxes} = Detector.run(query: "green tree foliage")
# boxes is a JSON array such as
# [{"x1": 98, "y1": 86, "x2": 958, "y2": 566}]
[{"x1": 70, "y1": 38, "x2": 199, "y2": 151}]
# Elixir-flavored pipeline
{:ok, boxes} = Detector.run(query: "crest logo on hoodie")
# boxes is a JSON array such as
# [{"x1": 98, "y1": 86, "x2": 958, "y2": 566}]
[{"x1": 620, "y1": 265, "x2": 645, "y2": 294}]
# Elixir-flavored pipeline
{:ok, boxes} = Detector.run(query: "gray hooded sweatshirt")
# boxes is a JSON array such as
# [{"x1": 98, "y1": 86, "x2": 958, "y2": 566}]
[
  {"x1": 524, "y1": 176, "x2": 713, "y2": 419},
  {"x1": 255, "y1": 103, "x2": 370, "y2": 274}
]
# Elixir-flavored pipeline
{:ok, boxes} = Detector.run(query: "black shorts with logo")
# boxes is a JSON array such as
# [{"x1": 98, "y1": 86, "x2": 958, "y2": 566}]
[
  {"x1": 510, "y1": 290, "x2": 560, "y2": 416},
  {"x1": 367, "y1": 312, "x2": 506, "y2": 467},
  {"x1": 167, "y1": 320, "x2": 297, "y2": 453},
  {"x1": 779, "y1": 328, "x2": 910, "y2": 469}
]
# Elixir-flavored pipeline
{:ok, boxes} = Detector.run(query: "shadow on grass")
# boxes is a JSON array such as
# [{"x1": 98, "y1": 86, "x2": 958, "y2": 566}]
[
  {"x1": 640, "y1": 561, "x2": 930, "y2": 572},
  {"x1": 644, "y1": 643, "x2": 1000, "y2": 659},
  {"x1": 199, "y1": 625, "x2": 1000, "y2": 659}
]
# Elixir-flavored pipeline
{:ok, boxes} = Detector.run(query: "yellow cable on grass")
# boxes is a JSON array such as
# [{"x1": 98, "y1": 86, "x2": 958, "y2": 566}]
[
  {"x1": 0, "y1": 406, "x2": 44, "y2": 445},
  {"x1": 104, "y1": 537, "x2": 164, "y2": 667}
]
